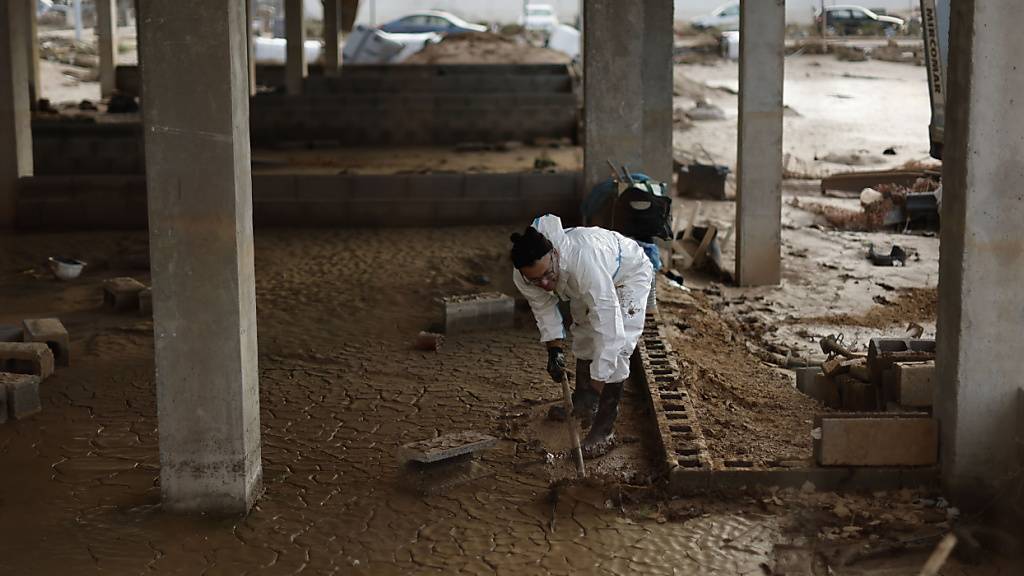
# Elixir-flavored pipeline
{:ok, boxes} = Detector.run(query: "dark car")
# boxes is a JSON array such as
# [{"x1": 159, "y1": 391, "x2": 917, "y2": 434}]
[
  {"x1": 817, "y1": 5, "x2": 905, "y2": 37},
  {"x1": 378, "y1": 10, "x2": 487, "y2": 35}
]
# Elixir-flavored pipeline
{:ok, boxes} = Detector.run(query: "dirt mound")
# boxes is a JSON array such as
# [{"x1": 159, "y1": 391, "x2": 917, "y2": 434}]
[{"x1": 403, "y1": 32, "x2": 572, "y2": 65}]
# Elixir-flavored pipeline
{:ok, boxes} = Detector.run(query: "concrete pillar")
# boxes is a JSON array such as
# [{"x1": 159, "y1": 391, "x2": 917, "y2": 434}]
[
  {"x1": 25, "y1": 0, "x2": 40, "y2": 105},
  {"x1": 285, "y1": 0, "x2": 306, "y2": 95},
  {"x1": 1, "y1": 0, "x2": 33, "y2": 227},
  {"x1": 246, "y1": 0, "x2": 256, "y2": 95},
  {"x1": 583, "y1": 0, "x2": 644, "y2": 202},
  {"x1": 323, "y1": 0, "x2": 341, "y2": 76},
  {"x1": 583, "y1": 0, "x2": 674, "y2": 217},
  {"x1": 138, "y1": 0, "x2": 262, "y2": 514},
  {"x1": 641, "y1": 0, "x2": 673, "y2": 185},
  {"x1": 935, "y1": 0, "x2": 1024, "y2": 509},
  {"x1": 735, "y1": 0, "x2": 785, "y2": 286},
  {"x1": 96, "y1": 0, "x2": 118, "y2": 98}
]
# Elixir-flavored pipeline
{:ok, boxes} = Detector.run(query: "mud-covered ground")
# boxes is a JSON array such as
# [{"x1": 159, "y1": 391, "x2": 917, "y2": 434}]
[{"x1": 2, "y1": 227, "x2": 1015, "y2": 575}]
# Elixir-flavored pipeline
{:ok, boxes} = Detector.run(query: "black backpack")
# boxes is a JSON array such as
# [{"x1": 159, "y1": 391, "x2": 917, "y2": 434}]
[{"x1": 612, "y1": 179, "x2": 673, "y2": 242}]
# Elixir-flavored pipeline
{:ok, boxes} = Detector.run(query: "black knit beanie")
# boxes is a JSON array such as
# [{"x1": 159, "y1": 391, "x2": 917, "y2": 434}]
[{"x1": 510, "y1": 226, "x2": 553, "y2": 269}]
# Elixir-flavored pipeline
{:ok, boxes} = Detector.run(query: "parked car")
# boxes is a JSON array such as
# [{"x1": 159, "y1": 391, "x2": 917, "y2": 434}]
[
  {"x1": 690, "y1": 2, "x2": 739, "y2": 32},
  {"x1": 519, "y1": 3, "x2": 560, "y2": 33},
  {"x1": 378, "y1": 11, "x2": 487, "y2": 35},
  {"x1": 816, "y1": 5, "x2": 905, "y2": 37}
]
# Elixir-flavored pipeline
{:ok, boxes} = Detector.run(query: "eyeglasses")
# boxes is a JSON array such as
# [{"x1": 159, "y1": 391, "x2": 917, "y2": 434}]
[{"x1": 522, "y1": 252, "x2": 558, "y2": 287}]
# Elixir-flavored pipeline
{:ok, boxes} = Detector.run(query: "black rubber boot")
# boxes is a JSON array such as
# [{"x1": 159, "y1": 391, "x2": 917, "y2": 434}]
[
  {"x1": 547, "y1": 360, "x2": 598, "y2": 423},
  {"x1": 581, "y1": 381, "x2": 624, "y2": 458}
]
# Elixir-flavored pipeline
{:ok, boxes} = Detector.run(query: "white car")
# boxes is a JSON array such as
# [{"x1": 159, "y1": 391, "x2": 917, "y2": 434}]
[
  {"x1": 690, "y1": 2, "x2": 740, "y2": 32},
  {"x1": 519, "y1": 4, "x2": 560, "y2": 33}
]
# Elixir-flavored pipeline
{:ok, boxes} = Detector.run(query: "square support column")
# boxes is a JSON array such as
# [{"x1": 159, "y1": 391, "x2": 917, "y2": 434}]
[
  {"x1": 735, "y1": 0, "x2": 785, "y2": 286},
  {"x1": 26, "y1": 0, "x2": 40, "y2": 105},
  {"x1": 323, "y1": 0, "x2": 342, "y2": 76},
  {"x1": 138, "y1": 0, "x2": 262, "y2": 514},
  {"x1": 641, "y1": 0, "x2": 673, "y2": 185},
  {"x1": 96, "y1": 0, "x2": 117, "y2": 98},
  {"x1": 246, "y1": 0, "x2": 256, "y2": 95},
  {"x1": 935, "y1": 0, "x2": 1024, "y2": 508},
  {"x1": 583, "y1": 0, "x2": 645, "y2": 203},
  {"x1": 1, "y1": 0, "x2": 33, "y2": 228},
  {"x1": 285, "y1": 0, "x2": 306, "y2": 95}
]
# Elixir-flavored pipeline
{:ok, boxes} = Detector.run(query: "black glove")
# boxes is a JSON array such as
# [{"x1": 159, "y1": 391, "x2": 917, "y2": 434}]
[{"x1": 546, "y1": 346, "x2": 566, "y2": 382}]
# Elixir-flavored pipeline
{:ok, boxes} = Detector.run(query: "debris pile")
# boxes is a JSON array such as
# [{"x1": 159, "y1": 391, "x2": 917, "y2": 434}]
[
  {"x1": 403, "y1": 32, "x2": 571, "y2": 65},
  {"x1": 791, "y1": 176, "x2": 941, "y2": 231}
]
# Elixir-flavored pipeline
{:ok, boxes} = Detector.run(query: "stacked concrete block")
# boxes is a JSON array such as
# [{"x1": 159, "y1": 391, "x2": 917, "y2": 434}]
[
  {"x1": 867, "y1": 337, "x2": 935, "y2": 390},
  {"x1": 22, "y1": 318, "x2": 70, "y2": 366},
  {"x1": 0, "y1": 373, "x2": 42, "y2": 420},
  {"x1": 894, "y1": 361, "x2": 935, "y2": 408},
  {"x1": 442, "y1": 293, "x2": 514, "y2": 334},
  {"x1": 103, "y1": 277, "x2": 147, "y2": 311},
  {"x1": 814, "y1": 413, "x2": 937, "y2": 466},
  {"x1": 0, "y1": 343, "x2": 55, "y2": 380}
]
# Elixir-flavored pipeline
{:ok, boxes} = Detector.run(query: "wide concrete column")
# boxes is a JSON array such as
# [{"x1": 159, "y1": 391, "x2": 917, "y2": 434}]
[
  {"x1": 583, "y1": 0, "x2": 673, "y2": 215},
  {"x1": 323, "y1": 0, "x2": 342, "y2": 75},
  {"x1": 734, "y1": 0, "x2": 785, "y2": 286},
  {"x1": 641, "y1": 0, "x2": 673, "y2": 184},
  {"x1": 285, "y1": 0, "x2": 306, "y2": 95},
  {"x1": 1, "y1": 0, "x2": 33, "y2": 227},
  {"x1": 138, "y1": 0, "x2": 262, "y2": 514},
  {"x1": 583, "y1": 0, "x2": 644, "y2": 201},
  {"x1": 25, "y1": 0, "x2": 40, "y2": 105},
  {"x1": 935, "y1": 0, "x2": 1024, "y2": 508},
  {"x1": 96, "y1": 0, "x2": 118, "y2": 98}
]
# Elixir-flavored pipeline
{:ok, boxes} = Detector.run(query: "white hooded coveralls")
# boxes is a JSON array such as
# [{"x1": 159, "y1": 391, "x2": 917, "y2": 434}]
[{"x1": 513, "y1": 215, "x2": 654, "y2": 384}]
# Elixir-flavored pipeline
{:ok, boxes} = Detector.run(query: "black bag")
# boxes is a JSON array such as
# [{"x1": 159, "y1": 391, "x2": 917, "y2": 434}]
[{"x1": 613, "y1": 180, "x2": 673, "y2": 241}]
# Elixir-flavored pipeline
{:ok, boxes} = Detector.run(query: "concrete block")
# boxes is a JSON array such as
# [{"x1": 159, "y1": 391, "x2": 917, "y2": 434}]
[
  {"x1": 0, "y1": 343, "x2": 55, "y2": 380},
  {"x1": 794, "y1": 367, "x2": 820, "y2": 394},
  {"x1": 895, "y1": 361, "x2": 934, "y2": 407},
  {"x1": 0, "y1": 373, "x2": 42, "y2": 420},
  {"x1": 400, "y1": 431, "x2": 497, "y2": 464},
  {"x1": 803, "y1": 373, "x2": 841, "y2": 408},
  {"x1": 442, "y1": 292, "x2": 515, "y2": 334},
  {"x1": 22, "y1": 318, "x2": 70, "y2": 366},
  {"x1": 103, "y1": 277, "x2": 147, "y2": 311},
  {"x1": 0, "y1": 324, "x2": 23, "y2": 342},
  {"x1": 139, "y1": 287, "x2": 153, "y2": 315},
  {"x1": 837, "y1": 375, "x2": 878, "y2": 411},
  {"x1": 814, "y1": 413, "x2": 938, "y2": 467}
]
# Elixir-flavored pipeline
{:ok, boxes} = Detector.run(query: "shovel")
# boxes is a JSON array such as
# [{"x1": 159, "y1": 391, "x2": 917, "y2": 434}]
[{"x1": 559, "y1": 374, "x2": 586, "y2": 479}]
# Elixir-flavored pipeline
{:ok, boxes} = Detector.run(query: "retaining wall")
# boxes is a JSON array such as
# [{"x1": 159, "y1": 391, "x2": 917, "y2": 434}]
[{"x1": 15, "y1": 172, "x2": 581, "y2": 230}]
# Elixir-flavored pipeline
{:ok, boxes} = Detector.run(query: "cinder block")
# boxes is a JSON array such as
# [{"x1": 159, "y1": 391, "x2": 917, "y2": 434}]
[
  {"x1": 0, "y1": 342, "x2": 55, "y2": 380},
  {"x1": 103, "y1": 277, "x2": 147, "y2": 311},
  {"x1": 837, "y1": 374, "x2": 878, "y2": 411},
  {"x1": 22, "y1": 318, "x2": 70, "y2": 366},
  {"x1": 442, "y1": 292, "x2": 515, "y2": 334},
  {"x1": 805, "y1": 373, "x2": 841, "y2": 408},
  {"x1": 814, "y1": 413, "x2": 937, "y2": 467},
  {"x1": 895, "y1": 361, "x2": 934, "y2": 407},
  {"x1": 0, "y1": 324, "x2": 23, "y2": 342},
  {"x1": 400, "y1": 431, "x2": 497, "y2": 464},
  {"x1": 138, "y1": 287, "x2": 153, "y2": 315},
  {"x1": 795, "y1": 367, "x2": 820, "y2": 394},
  {"x1": 0, "y1": 372, "x2": 42, "y2": 420}
]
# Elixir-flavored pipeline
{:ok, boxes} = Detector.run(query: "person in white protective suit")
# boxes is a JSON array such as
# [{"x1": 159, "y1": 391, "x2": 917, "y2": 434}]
[{"x1": 511, "y1": 214, "x2": 654, "y2": 457}]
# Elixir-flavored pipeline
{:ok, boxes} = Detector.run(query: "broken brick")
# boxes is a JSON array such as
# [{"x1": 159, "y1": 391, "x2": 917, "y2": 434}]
[
  {"x1": 0, "y1": 372, "x2": 42, "y2": 420},
  {"x1": 0, "y1": 342, "x2": 54, "y2": 380},
  {"x1": 22, "y1": 318, "x2": 70, "y2": 367},
  {"x1": 103, "y1": 277, "x2": 147, "y2": 311}
]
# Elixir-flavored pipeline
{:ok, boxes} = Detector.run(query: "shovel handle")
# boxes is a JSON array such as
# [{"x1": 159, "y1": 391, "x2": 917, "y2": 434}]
[{"x1": 561, "y1": 375, "x2": 586, "y2": 478}]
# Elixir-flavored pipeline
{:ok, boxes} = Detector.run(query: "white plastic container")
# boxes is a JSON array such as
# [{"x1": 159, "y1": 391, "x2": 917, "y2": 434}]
[{"x1": 48, "y1": 257, "x2": 86, "y2": 281}]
